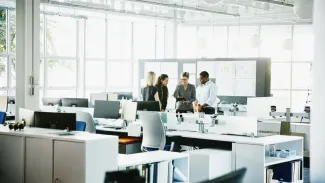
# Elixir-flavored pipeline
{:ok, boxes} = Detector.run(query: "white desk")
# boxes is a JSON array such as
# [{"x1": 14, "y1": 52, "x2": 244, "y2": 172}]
[
  {"x1": 97, "y1": 126, "x2": 303, "y2": 183},
  {"x1": 118, "y1": 151, "x2": 189, "y2": 183},
  {"x1": 118, "y1": 151, "x2": 188, "y2": 169},
  {"x1": 0, "y1": 126, "x2": 118, "y2": 183}
]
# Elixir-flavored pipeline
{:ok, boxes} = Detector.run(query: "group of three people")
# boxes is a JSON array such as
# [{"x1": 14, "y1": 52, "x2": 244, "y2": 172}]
[{"x1": 142, "y1": 71, "x2": 219, "y2": 113}]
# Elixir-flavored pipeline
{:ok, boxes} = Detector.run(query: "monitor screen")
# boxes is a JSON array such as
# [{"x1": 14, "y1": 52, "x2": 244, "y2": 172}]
[
  {"x1": 34, "y1": 112, "x2": 76, "y2": 131},
  {"x1": 8, "y1": 96, "x2": 15, "y2": 104},
  {"x1": 42, "y1": 98, "x2": 62, "y2": 106},
  {"x1": 115, "y1": 92, "x2": 133, "y2": 100},
  {"x1": 136, "y1": 101, "x2": 160, "y2": 112},
  {"x1": 61, "y1": 98, "x2": 89, "y2": 107},
  {"x1": 94, "y1": 100, "x2": 120, "y2": 119}
]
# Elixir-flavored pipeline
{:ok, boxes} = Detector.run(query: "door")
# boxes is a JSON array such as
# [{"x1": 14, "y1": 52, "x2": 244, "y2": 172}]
[{"x1": 54, "y1": 140, "x2": 85, "y2": 183}]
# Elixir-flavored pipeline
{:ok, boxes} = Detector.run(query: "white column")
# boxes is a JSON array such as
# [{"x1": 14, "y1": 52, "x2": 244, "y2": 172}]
[
  {"x1": 311, "y1": 0, "x2": 325, "y2": 182},
  {"x1": 16, "y1": 0, "x2": 40, "y2": 119}
]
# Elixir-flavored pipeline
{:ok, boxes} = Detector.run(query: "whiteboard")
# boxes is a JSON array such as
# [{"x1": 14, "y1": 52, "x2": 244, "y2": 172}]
[
  {"x1": 216, "y1": 61, "x2": 236, "y2": 79},
  {"x1": 197, "y1": 61, "x2": 216, "y2": 78},
  {"x1": 234, "y1": 79, "x2": 256, "y2": 96},
  {"x1": 235, "y1": 61, "x2": 256, "y2": 79},
  {"x1": 216, "y1": 78, "x2": 235, "y2": 96}
]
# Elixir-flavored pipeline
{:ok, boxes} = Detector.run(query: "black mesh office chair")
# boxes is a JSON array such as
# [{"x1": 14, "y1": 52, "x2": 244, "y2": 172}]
[{"x1": 200, "y1": 168, "x2": 247, "y2": 183}]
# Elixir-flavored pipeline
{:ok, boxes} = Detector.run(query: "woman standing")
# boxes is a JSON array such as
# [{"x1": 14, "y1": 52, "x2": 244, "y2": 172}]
[
  {"x1": 173, "y1": 72, "x2": 196, "y2": 113},
  {"x1": 142, "y1": 71, "x2": 159, "y2": 102},
  {"x1": 156, "y1": 74, "x2": 169, "y2": 111}
]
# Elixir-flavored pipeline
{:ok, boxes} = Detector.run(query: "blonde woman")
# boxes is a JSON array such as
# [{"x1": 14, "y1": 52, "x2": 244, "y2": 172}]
[{"x1": 142, "y1": 71, "x2": 160, "y2": 102}]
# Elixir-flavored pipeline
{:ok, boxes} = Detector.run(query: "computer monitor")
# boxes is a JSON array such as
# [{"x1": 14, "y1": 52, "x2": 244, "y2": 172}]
[
  {"x1": 115, "y1": 92, "x2": 133, "y2": 100},
  {"x1": 93, "y1": 100, "x2": 120, "y2": 119},
  {"x1": 8, "y1": 96, "x2": 15, "y2": 104},
  {"x1": 34, "y1": 111, "x2": 76, "y2": 131},
  {"x1": 136, "y1": 101, "x2": 160, "y2": 112},
  {"x1": 19, "y1": 108, "x2": 35, "y2": 127},
  {"x1": 122, "y1": 102, "x2": 137, "y2": 121},
  {"x1": 42, "y1": 98, "x2": 62, "y2": 106},
  {"x1": 61, "y1": 98, "x2": 89, "y2": 107}
]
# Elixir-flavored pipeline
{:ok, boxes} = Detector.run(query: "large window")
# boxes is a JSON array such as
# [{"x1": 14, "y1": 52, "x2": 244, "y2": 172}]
[
  {"x1": 47, "y1": 59, "x2": 77, "y2": 88},
  {"x1": 260, "y1": 25, "x2": 292, "y2": 61},
  {"x1": 228, "y1": 26, "x2": 259, "y2": 57},
  {"x1": 33, "y1": 6, "x2": 313, "y2": 111},
  {"x1": 42, "y1": 15, "x2": 79, "y2": 97},
  {"x1": 107, "y1": 61, "x2": 133, "y2": 91},
  {"x1": 133, "y1": 20, "x2": 155, "y2": 59},
  {"x1": 0, "y1": 8, "x2": 15, "y2": 94},
  {"x1": 46, "y1": 15, "x2": 77, "y2": 57},
  {"x1": 107, "y1": 20, "x2": 132, "y2": 59},
  {"x1": 0, "y1": 9, "x2": 7, "y2": 53},
  {"x1": 86, "y1": 18, "x2": 106, "y2": 59},
  {"x1": 177, "y1": 25, "x2": 197, "y2": 58}
]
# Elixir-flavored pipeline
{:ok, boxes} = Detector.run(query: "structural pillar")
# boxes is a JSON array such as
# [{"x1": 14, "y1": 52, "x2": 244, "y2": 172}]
[
  {"x1": 311, "y1": 0, "x2": 325, "y2": 182},
  {"x1": 16, "y1": 0, "x2": 40, "y2": 119}
]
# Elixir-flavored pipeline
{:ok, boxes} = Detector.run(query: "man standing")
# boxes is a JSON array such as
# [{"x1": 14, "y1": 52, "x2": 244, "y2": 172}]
[{"x1": 195, "y1": 71, "x2": 219, "y2": 113}]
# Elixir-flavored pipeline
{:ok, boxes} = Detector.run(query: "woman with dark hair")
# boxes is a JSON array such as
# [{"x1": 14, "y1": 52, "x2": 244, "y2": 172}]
[
  {"x1": 173, "y1": 72, "x2": 196, "y2": 113},
  {"x1": 155, "y1": 74, "x2": 169, "y2": 111}
]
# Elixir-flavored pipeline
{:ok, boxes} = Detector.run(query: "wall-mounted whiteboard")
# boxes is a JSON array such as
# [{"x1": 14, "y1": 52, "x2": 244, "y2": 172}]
[
  {"x1": 216, "y1": 61, "x2": 236, "y2": 79},
  {"x1": 235, "y1": 79, "x2": 256, "y2": 96},
  {"x1": 235, "y1": 61, "x2": 256, "y2": 79},
  {"x1": 216, "y1": 61, "x2": 257, "y2": 96},
  {"x1": 216, "y1": 78, "x2": 235, "y2": 96}
]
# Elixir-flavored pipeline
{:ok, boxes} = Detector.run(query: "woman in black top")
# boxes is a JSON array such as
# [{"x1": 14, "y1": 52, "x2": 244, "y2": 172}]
[
  {"x1": 142, "y1": 71, "x2": 159, "y2": 102},
  {"x1": 156, "y1": 74, "x2": 169, "y2": 111}
]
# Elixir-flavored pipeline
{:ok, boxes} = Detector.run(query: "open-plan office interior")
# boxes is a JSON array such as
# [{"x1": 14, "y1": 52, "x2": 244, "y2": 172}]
[{"x1": 1, "y1": 0, "x2": 325, "y2": 182}]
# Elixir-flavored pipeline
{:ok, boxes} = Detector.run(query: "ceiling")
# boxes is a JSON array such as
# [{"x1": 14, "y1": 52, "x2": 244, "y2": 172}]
[{"x1": 0, "y1": 0, "x2": 313, "y2": 25}]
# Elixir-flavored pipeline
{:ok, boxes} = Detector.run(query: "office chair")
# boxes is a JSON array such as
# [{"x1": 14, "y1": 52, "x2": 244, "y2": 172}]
[
  {"x1": 76, "y1": 121, "x2": 86, "y2": 131},
  {"x1": 201, "y1": 168, "x2": 247, "y2": 183},
  {"x1": 139, "y1": 112, "x2": 166, "y2": 151},
  {"x1": 76, "y1": 111, "x2": 96, "y2": 133},
  {"x1": 0, "y1": 111, "x2": 6, "y2": 124}
]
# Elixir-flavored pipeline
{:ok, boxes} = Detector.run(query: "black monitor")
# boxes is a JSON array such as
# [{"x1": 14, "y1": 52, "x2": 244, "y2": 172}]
[
  {"x1": 8, "y1": 96, "x2": 15, "y2": 104},
  {"x1": 34, "y1": 112, "x2": 76, "y2": 131},
  {"x1": 115, "y1": 92, "x2": 133, "y2": 100},
  {"x1": 42, "y1": 98, "x2": 62, "y2": 106},
  {"x1": 61, "y1": 98, "x2": 88, "y2": 107},
  {"x1": 94, "y1": 100, "x2": 120, "y2": 119},
  {"x1": 136, "y1": 101, "x2": 160, "y2": 112},
  {"x1": 201, "y1": 168, "x2": 246, "y2": 183}
]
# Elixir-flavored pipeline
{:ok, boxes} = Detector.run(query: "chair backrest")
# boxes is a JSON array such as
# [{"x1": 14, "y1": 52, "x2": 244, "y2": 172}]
[
  {"x1": 76, "y1": 121, "x2": 86, "y2": 131},
  {"x1": 0, "y1": 111, "x2": 6, "y2": 124},
  {"x1": 76, "y1": 111, "x2": 96, "y2": 133},
  {"x1": 139, "y1": 112, "x2": 166, "y2": 150},
  {"x1": 201, "y1": 168, "x2": 246, "y2": 183}
]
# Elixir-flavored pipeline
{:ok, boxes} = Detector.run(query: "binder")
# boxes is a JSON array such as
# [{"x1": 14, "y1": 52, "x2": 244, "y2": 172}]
[
  {"x1": 272, "y1": 162, "x2": 293, "y2": 182},
  {"x1": 272, "y1": 161, "x2": 302, "y2": 183}
]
